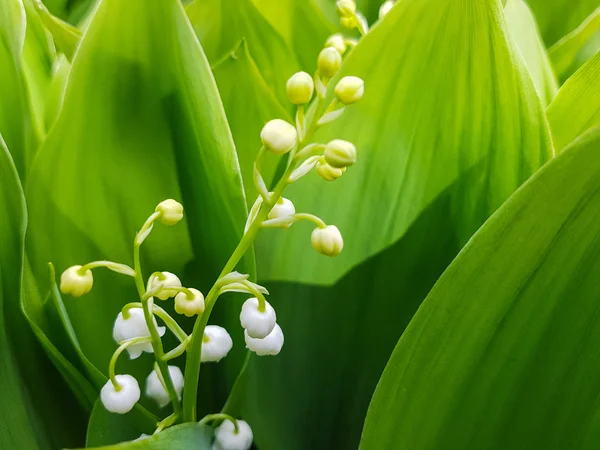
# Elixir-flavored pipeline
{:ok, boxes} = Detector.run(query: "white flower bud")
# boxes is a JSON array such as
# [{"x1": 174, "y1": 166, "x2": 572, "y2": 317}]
[
  {"x1": 286, "y1": 72, "x2": 314, "y2": 105},
  {"x1": 311, "y1": 225, "x2": 344, "y2": 257},
  {"x1": 60, "y1": 265, "x2": 93, "y2": 297},
  {"x1": 112, "y1": 308, "x2": 166, "y2": 359},
  {"x1": 325, "y1": 33, "x2": 347, "y2": 55},
  {"x1": 245, "y1": 323, "x2": 284, "y2": 356},
  {"x1": 151, "y1": 271, "x2": 182, "y2": 300},
  {"x1": 336, "y1": 0, "x2": 356, "y2": 17},
  {"x1": 379, "y1": 0, "x2": 394, "y2": 19},
  {"x1": 323, "y1": 139, "x2": 357, "y2": 168},
  {"x1": 340, "y1": 16, "x2": 355, "y2": 29},
  {"x1": 145, "y1": 365, "x2": 184, "y2": 408},
  {"x1": 334, "y1": 76, "x2": 364, "y2": 105},
  {"x1": 240, "y1": 297, "x2": 277, "y2": 339},
  {"x1": 155, "y1": 199, "x2": 184, "y2": 226},
  {"x1": 212, "y1": 419, "x2": 253, "y2": 450},
  {"x1": 316, "y1": 157, "x2": 346, "y2": 181},
  {"x1": 174, "y1": 288, "x2": 205, "y2": 317},
  {"x1": 268, "y1": 197, "x2": 295, "y2": 221},
  {"x1": 317, "y1": 47, "x2": 342, "y2": 78},
  {"x1": 100, "y1": 375, "x2": 140, "y2": 414},
  {"x1": 202, "y1": 325, "x2": 233, "y2": 362},
  {"x1": 260, "y1": 119, "x2": 297, "y2": 154}
]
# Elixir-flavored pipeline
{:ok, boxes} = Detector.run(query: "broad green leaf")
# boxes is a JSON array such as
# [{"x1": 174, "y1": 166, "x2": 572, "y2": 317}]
[
  {"x1": 83, "y1": 423, "x2": 212, "y2": 450},
  {"x1": 549, "y1": 8, "x2": 600, "y2": 83},
  {"x1": 257, "y1": 0, "x2": 552, "y2": 285},
  {"x1": 504, "y1": 0, "x2": 558, "y2": 107},
  {"x1": 361, "y1": 127, "x2": 600, "y2": 449},
  {"x1": 86, "y1": 400, "x2": 155, "y2": 447},
  {"x1": 212, "y1": 40, "x2": 290, "y2": 204},
  {"x1": 43, "y1": 54, "x2": 70, "y2": 129},
  {"x1": 252, "y1": 0, "x2": 336, "y2": 73},
  {"x1": 547, "y1": 50, "x2": 600, "y2": 152},
  {"x1": 33, "y1": 0, "x2": 82, "y2": 61},
  {"x1": 186, "y1": 0, "x2": 301, "y2": 106},
  {"x1": 26, "y1": 0, "x2": 249, "y2": 414},
  {"x1": 526, "y1": 0, "x2": 599, "y2": 46}
]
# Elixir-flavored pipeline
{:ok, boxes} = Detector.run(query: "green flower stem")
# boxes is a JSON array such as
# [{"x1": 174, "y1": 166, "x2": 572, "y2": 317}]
[
  {"x1": 121, "y1": 302, "x2": 143, "y2": 318},
  {"x1": 133, "y1": 224, "x2": 182, "y2": 418},
  {"x1": 152, "y1": 304, "x2": 188, "y2": 342},
  {"x1": 154, "y1": 412, "x2": 178, "y2": 434},
  {"x1": 290, "y1": 213, "x2": 327, "y2": 228},
  {"x1": 143, "y1": 284, "x2": 194, "y2": 301},
  {"x1": 79, "y1": 260, "x2": 136, "y2": 277},
  {"x1": 108, "y1": 336, "x2": 151, "y2": 390},
  {"x1": 199, "y1": 413, "x2": 239, "y2": 431},
  {"x1": 163, "y1": 336, "x2": 191, "y2": 361}
]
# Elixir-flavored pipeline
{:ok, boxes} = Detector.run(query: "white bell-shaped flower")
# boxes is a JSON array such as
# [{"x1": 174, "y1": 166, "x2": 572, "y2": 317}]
[
  {"x1": 174, "y1": 288, "x2": 205, "y2": 317},
  {"x1": 240, "y1": 297, "x2": 277, "y2": 339},
  {"x1": 202, "y1": 325, "x2": 234, "y2": 362},
  {"x1": 155, "y1": 199, "x2": 184, "y2": 226},
  {"x1": 260, "y1": 119, "x2": 297, "y2": 154},
  {"x1": 145, "y1": 365, "x2": 184, "y2": 408},
  {"x1": 311, "y1": 225, "x2": 344, "y2": 257},
  {"x1": 60, "y1": 265, "x2": 93, "y2": 297},
  {"x1": 267, "y1": 198, "x2": 295, "y2": 221},
  {"x1": 212, "y1": 419, "x2": 253, "y2": 450},
  {"x1": 151, "y1": 271, "x2": 182, "y2": 300},
  {"x1": 112, "y1": 308, "x2": 166, "y2": 359},
  {"x1": 245, "y1": 323, "x2": 284, "y2": 356},
  {"x1": 100, "y1": 374, "x2": 140, "y2": 414}
]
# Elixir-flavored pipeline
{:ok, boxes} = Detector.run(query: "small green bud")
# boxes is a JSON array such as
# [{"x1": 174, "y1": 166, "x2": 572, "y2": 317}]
[
  {"x1": 286, "y1": 72, "x2": 314, "y2": 105},
  {"x1": 325, "y1": 34, "x2": 347, "y2": 55},
  {"x1": 155, "y1": 199, "x2": 184, "y2": 225},
  {"x1": 336, "y1": 0, "x2": 356, "y2": 17},
  {"x1": 316, "y1": 157, "x2": 346, "y2": 181},
  {"x1": 60, "y1": 265, "x2": 93, "y2": 297},
  {"x1": 324, "y1": 139, "x2": 357, "y2": 168},
  {"x1": 334, "y1": 76, "x2": 364, "y2": 105},
  {"x1": 260, "y1": 119, "x2": 298, "y2": 154},
  {"x1": 311, "y1": 225, "x2": 344, "y2": 257},
  {"x1": 317, "y1": 47, "x2": 342, "y2": 78}
]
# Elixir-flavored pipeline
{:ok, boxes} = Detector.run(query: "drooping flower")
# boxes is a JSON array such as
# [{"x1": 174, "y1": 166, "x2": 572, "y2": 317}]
[
  {"x1": 145, "y1": 365, "x2": 184, "y2": 408},
  {"x1": 311, "y1": 225, "x2": 344, "y2": 257},
  {"x1": 245, "y1": 323, "x2": 284, "y2": 356},
  {"x1": 202, "y1": 325, "x2": 234, "y2": 362},
  {"x1": 212, "y1": 419, "x2": 253, "y2": 450},
  {"x1": 100, "y1": 374, "x2": 140, "y2": 414},
  {"x1": 60, "y1": 265, "x2": 93, "y2": 297},
  {"x1": 174, "y1": 288, "x2": 205, "y2": 317},
  {"x1": 240, "y1": 297, "x2": 277, "y2": 339},
  {"x1": 112, "y1": 308, "x2": 166, "y2": 359}
]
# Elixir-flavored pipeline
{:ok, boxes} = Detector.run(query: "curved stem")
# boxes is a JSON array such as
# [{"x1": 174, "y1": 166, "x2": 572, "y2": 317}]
[
  {"x1": 143, "y1": 285, "x2": 193, "y2": 301},
  {"x1": 163, "y1": 337, "x2": 191, "y2": 361},
  {"x1": 241, "y1": 279, "x2": 267, "y2": 312},
  {"x1": 199, "y1": 413, "x2": 239, "y2": 431},
  {"x1": 154, "y1": 412, "x2": 178, "y2": 434},
  {"x1": 109, "y1": 336, "x2": 151, "y2": 390},
  {"x1": 291, "y1": 213, "x2": 327, "y2": 228},
  {"x1": 80, "y1": 260, "x2": 135, "y2": 277},
  {"x1": 152, "y1": 304, "x2": 188, "y2": 342}
]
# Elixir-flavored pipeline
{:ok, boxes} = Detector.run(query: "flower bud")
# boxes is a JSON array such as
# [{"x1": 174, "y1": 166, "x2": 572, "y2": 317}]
[
  {"x1": 379, "y1": 0, "x2": 394, "y2": 19},
  {"x1": 316, "y1": 157, "x2": 346, "y2": 181},
  {"x1": 268, "y1": 197, "x2": 295, "y2": 221},
  {"x1": 60, "y1": 265, "x2": 93, "y2": 297},
  {"x1": 151, "y1": 271, "x2": 182, "y2": 300},
  {"x1": 340, "y1": 16, "x2": 354, "y2": 29},
  {"x1": 286, "y1": 72, "x2": 314, "y2": 105},
  {"x1": 202, "y1": 325, "x2": 233, "y2": 362},
  {"x1": 174, "y1": 288, "x2": 205, "y2": 317},
  {"x1": 113, "y1": 308, "x2": 166, "y2": 359},
  {"x1": 213, "y1": 419, "x2": 253, "y2": 450},
  {"x1": 245, "y1": 323, "x2": 284, "y2": 356},
  {"x1": 311, "y1": 225, "x2": 344, "y2": 257},
  {"x1": 325, "y1": 33, "x2": 347, "y2": 55},
  {"x1": 240, "y1": 297, "x2": 277, "y2": 339},
  {"x1": 100, "y1": 375, "x2": 140, "y2": 414},
  {"x1": 317, "y1": 47, "x2": 342, "y2": 78},
  {"x1": 260, "y1": 119, "x2": 297, "y2": 154},
  {"x1": 334, "y1": 76, "x2": 364, "y2": 105},
  {"x1": 155, "y1": 199, "x2": 184, "y2": 225},
  {"x1": 323, "y1": 139, "x2": 357, "y2": 168},
  {"x1": 336, "y1": 0, "x2": 356, "y2": 16},
  {"x1": 145, "y1": 365, "x2": 184, "y2": 408}
]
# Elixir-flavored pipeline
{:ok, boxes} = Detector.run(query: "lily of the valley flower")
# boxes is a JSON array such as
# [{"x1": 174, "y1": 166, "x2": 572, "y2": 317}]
[
  {"x1": 286, "y1": 72, "x2": 314, "y2": 105},
  {"x1": 260, "y1": 119, "x2": 297, "y2": 154},
  {"x1": 155, "y1": 199, "x2": 184, "y2": 226},
  {"x1": 245, "y1": 323, "x2": 284, "y2": 356},
  {"x1": 323, "y1": 139, "x2": 357, "y2": 168},
  {"x1": 151, "y1": 271, "x2": 182, "y2": 300},
  {"x1": 240, "y1": 297, "x2": 277, "y2": 339},
  {"x1": 174, "y1": 288, "x2": 205, "y2": 317},
  {"x1": 268, "y1": 198, "x2": 295, "y2": 221},
  {"x1": 212, "y1": 419, "x2": 253, "y2": 450},
  {"x1": 113, "y1": 308, "x2": 166, "y2": 359},
  {"x1": 335, "y1": 76, "x2": 365, "y2": 105},
  {"x1": 317, "y1": 47, "x2": 342, "y2": 78},
  {"x1": 202, "y1": 325, "x2": 234, "y2": 362},
  {"x1": 145, "y1": 365, "x2": 184, "y2": 408},
  {"x1": 100, "y1": 374, "x2": 140, "y2": 414},
  {"x1": 60, "y1": 265, "x2": 93, "y2": 297},
  {"x1": 311, "y1": 225, "x2": 344, "y2": 257}
]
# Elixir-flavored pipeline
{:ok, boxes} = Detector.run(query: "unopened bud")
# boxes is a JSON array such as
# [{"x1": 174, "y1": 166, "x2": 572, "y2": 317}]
[
  {"x1": 323, "y1": 139, "x2": 357, "y2": 168},
  {"x1": 268, "y1": 197, "x2": 295, "y2": 221},
  {"x1": 337, "y1": 0, "x2": 356, "y2": 17},
  {"x1": 286, "y1": 72, "x2": 314, "y2": 105},
  {"x1": 334, "y1": 76, "x2": 364, "y2": 105},
  {"x1": 317, "y1": 47, "x2": 342, "y2": 78},
  {"x1": 60, "y1": 265, "x2": 93, "y2": 297},
  {"x1": 325, "y1": 34, "x2": 347, "y2": 55},
  {"x1": 260, "y1": 119, "x2": 297, "y2": 154},
  {"x1": 155, "y1": 199, "x2": 183, "y2": 225},
  {"x1": 174, "y1": 288, "x2": 205, "y2": 317},
  {"x1": 311, "y1": 225, "x2": 344, "y2": 257},
  {"x1": 151, "y1": 272, "x2": 182, "y2": 300},
  {"x1": 316, "y1": 157, "x2": 346, "y2": 181}
]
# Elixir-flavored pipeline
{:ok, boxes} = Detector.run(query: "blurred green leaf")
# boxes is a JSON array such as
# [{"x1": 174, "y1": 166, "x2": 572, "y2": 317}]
[
  {"x1": 252, "y1": 0, "x2": 336, "y2": 73},
  {"x1": 33, "y1": 0, "x2": 82, "y2": 61},
  {"x1": 547, "y1": 50, "x2": 600, "y2": 152},
  {"x1": 212, "y1": 40, "x2": 290, "y2": 204},
  {"x1": 86, "y1": 400, "x2": 155, "y2": 447},
  {"x1": 26, "y1": 0, "x2": 249, "y2": 416},
  {"x1": 186, "y1": 0, "x2": 300, "y2": 106},
  {"x1": 43, "y1": 54, "x2": 70, "y2": 129},
  {"x1": 258, "y1": 0, "x2": 552, "y2": 285},
  {"x1": 504, "y1": 0, "x2": 558, "y2": 107},
  {"x1": 549, "y1": 8, "x2": 600, "y2": 83},
  {"x1": 362, "y1": 127, "x2": 600, "y2": 449}
]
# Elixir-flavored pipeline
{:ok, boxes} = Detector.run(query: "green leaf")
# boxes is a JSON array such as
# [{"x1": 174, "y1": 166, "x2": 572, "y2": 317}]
[
  {"x1": 361, "y1": 127, "x2": 600, "y2": 449},
  {"x1": 86, "y1": 400, "x2": 155, "y2": 447},
  {"x1": 504, "y1": 0, "x2": 558, "y2": 107},
  {"x1": 548, "y1": 7, "x2": 600, "y2": 83},
  {"x1": 212, "y1": 40, "x2": 290, "y2": 204},
  {"x1": 257, "y1": 0, "x2": 552, "y2": 285},
  {"x1": 32, "y1": 0, "x2": 82, "y2": 61},
  {"x1": 83, "y1": 423, "x2": 212, "y2": 450},
  {"x1": 547, "y1": 50, "x2": 600, "y2": 152},
  {"x1": 252, "y1": 0, "x2": 336, "y2": 73},
  {"x1": 26, "y1": 0, "x2": 249, "y2": 414},
  {"x1": 186, "y1": 0, "x2": 300, "y2": 106}
]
